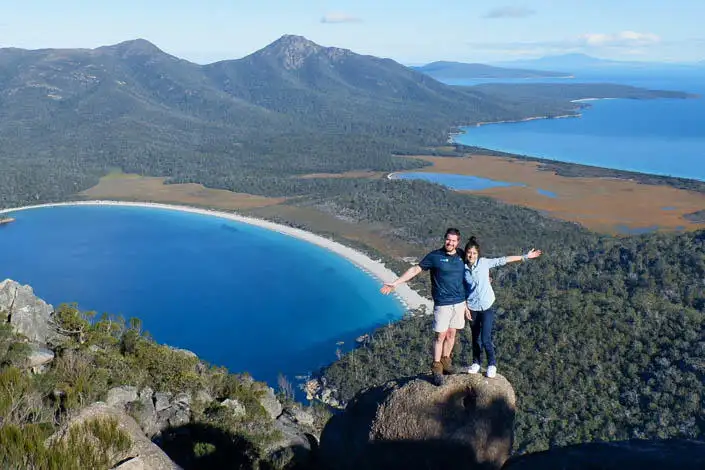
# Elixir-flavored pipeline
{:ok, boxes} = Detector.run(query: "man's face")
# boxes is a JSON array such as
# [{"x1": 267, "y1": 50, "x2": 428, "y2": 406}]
[{"x1": 444, "y1": 234, "x2": 459, "y2": 253}]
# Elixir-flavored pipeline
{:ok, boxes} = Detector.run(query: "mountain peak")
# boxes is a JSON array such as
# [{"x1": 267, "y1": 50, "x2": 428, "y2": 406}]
[
  {"x1": 252, "y1": 35, "x2": 352, "y2": 70},
  {"x1": 97, "y1": 38, "x2": 164, "y2": 56},
  {"x1": 273, "y1": 35, "x2": 321, "y2": 50}
]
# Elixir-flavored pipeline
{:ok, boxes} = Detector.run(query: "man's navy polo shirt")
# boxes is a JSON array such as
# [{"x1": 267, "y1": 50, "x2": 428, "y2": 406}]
[{"x1": 419, "y1": 248, "x2": 466, "y2": 306}]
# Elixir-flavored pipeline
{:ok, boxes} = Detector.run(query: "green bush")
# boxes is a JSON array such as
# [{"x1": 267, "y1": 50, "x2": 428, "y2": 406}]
[
  {"x1": 0, "y1": 417, "x2": 131, "y2": 470},
  {"x1": 0, "y1": 367, "x2": 49, "y2": 427},
  {"x1": 131, "y1": 340, "x2": 203, "y2": 392},
  {"x1": 0, "y1": 323, "x2": 30, "y2": 368}
]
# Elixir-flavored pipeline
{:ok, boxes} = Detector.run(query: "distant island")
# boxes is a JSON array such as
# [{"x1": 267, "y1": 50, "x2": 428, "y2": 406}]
[
  {"x1": 412, "y1": 61, "x2": 571, "y2": 79},
  {"x1": 467, "y1": 82, "x2": 697, "y2": 102},
  {"x1": 494, "y1": 52, "x2": 705, "y2": 72}
]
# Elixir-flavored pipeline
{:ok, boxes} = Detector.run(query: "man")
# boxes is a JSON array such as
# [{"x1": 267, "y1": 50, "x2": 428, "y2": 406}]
[{"x1": 381, "y1": 228, "x2": 468, "y2": 386}]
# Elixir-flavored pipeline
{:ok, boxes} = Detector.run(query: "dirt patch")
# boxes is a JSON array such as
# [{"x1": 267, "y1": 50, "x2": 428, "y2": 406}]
[
  {"x1": 80, "y1": 174, "x2": 286, "y2": 210},
  {"x1": 396, "y1": 155, "x2": 705, "y2": 234}
]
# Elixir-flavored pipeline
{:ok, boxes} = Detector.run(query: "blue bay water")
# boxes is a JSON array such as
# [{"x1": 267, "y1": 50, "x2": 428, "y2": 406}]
[
  {"x1": 0, "y1": 205, "x2": 403, "y2": 390},
  {"x1": 448, "y1": 71, "x2": 705, "y2": 181}
]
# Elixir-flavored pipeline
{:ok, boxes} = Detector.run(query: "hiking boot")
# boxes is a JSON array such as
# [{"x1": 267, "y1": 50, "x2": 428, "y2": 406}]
[
  {"x1": 431, "y1": 361, "x2": 444, "y2": 386},
  {"x1": 440, "y1": 356, "x2": 457, "y2": 375},
  {"x1": 467, "y1": 363, "x2": 481, "y2": 374},
  {"x1": 486, "y1": 365, "x2": 497, "y2": 378}
]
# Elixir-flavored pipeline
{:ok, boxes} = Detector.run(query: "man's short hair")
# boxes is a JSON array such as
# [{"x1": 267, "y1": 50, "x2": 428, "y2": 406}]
[{"x1": 444, "y1": 228, "x2": 461, "y2": 238}]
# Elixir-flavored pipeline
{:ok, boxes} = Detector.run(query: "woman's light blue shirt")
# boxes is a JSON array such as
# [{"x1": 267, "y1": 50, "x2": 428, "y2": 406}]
[{"x1": 464, "y1": 257, "x2": 507, "y2": 311}]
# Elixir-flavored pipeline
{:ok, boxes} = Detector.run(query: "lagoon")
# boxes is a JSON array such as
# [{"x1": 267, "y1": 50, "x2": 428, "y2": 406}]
[
  {"x1": 391, "y1": 172, "x2": 520, "y2": 190},
  {"x1": 390, "y1": 172, "x2": 563, "y2": 199}
]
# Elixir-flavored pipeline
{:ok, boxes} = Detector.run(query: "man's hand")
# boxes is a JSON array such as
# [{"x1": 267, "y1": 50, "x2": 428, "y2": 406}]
[
  {"x1": 380, "y1": 283, "x2": 396, "y2": 295},
  {"x1": 380, "y1": 266, "x2": 422, "y2": 295},
  {"x1": 527, "y1": 248, "x2": 542, "y2": 259},
  {"x1": 465, "y1": 306, "x2": 473, "y2": 321}
]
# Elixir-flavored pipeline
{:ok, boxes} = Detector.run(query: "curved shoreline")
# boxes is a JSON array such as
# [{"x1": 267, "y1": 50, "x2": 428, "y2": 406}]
[
  {"x1": 0, "y1": 200, "x2": 432, "y2": 312},
  {"x1": 445, "y1": 113, "x2": 579, "y2": 145},
  {"x1": 466, "y1": 113, "x2": 579, "y2": 129}
]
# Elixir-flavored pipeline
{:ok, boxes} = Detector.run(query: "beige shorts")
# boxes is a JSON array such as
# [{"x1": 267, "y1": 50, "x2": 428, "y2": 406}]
[{"x1": 432, "y1": 301, "x2": 466, "y2": 333}]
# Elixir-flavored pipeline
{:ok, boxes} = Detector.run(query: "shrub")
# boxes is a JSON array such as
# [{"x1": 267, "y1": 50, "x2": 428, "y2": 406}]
[
  {"x1": 0, "y1": 323, "x2": 30, "y2": 367},
  {"x1": 0, "y1": 417, "x2": 131, "y2": 470},
  {"x1": 0, "y1": 367, "x2": 49, "y2": 426}
]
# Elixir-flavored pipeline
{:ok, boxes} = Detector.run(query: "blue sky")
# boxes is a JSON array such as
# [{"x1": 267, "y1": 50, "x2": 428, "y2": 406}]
[{"x1": 1, "y1": 0, "x2": 703, "y2": 64}]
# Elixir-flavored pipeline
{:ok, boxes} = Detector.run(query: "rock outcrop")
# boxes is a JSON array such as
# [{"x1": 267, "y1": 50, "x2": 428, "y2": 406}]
[
  {"x1": 107, "y1": 385, "x2": 140, "y2": 408},
  {"x1": 48, "y1": 402, "x2": 180, "y2": 470},
  {"x1": 305, "y1": 377, "x2": 344, "y2": 409},
  {"x1": 221, "y1": 398, "x2": 246, "y2": 418},
  {"x1": 502, "y1": 439, "x2": 705, "y2": 470},
  {"x1": 106, "y1": 386, "x2": 194, "y2": 438},
  {"x1": 266, "y1": 412, "x2": 319, "y2": 468},
  {"x1": 130, "y1": 387, "x2": 160, "y2": 437},
  {"x1": 319, "y1": 373, "x2": 516, "y2": 470},
  {"x1": 25, "y1": 343, "x2": 55, "y2": 373},
  {"x1": 0, "y1": 279, "x2": 61, "y2": 345},
  {"x1": 257, "y1": 385, "x2": 284, "y2": 420}
]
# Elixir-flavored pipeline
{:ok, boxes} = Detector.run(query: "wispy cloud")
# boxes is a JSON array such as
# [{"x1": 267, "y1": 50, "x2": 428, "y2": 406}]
[
  {"x1": 320, "y1": 12, "x2": 362, "y2": 24},
  {"x1": 579, "y1": 31, "x2": 660, "y2": 48},
  {"x1": 484, "y1": 6, "x2": 536, "y2": 19}
]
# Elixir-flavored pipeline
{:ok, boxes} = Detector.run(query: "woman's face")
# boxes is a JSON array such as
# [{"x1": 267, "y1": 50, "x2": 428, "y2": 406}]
[{"x1": 466, "y1": 246, "x2": 479, "y2": 265}]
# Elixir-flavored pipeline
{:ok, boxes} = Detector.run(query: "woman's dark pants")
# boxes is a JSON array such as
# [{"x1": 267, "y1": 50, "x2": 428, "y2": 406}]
[{"x1": 471, "y1": 306, "x2": 496, "y2": 366}]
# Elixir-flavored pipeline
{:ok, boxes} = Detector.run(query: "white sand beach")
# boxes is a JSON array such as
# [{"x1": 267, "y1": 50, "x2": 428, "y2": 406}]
[
  {"x1": 0, "y1": 200, "x2": 432, "y2": 312},
  {"x1": 570, "y1": 97, "x2": 617, "y2": 103}
]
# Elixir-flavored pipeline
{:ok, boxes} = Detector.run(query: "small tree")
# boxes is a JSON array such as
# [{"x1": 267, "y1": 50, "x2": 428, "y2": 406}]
[{"x1": 51, "y1": 304, "x2": 93, "y2": 345}]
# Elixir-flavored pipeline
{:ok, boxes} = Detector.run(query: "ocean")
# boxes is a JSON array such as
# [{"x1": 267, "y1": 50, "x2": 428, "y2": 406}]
[
  {"x1": 448, "y1": 70, "x2": 705, "y2": 181},
  {"x1": 0, "y1": 205, "x2": 404, "y2": 391}
]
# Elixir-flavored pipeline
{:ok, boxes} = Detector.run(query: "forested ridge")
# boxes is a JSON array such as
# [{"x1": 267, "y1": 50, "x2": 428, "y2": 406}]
[{"x1": 0, "y1": 35, "x2": 692, "y2": 208}]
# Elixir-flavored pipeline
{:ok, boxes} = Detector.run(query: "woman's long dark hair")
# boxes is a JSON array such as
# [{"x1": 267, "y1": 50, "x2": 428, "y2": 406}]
[{"x1": 464, "y1": 236, "x2": 481, "y2": 264}]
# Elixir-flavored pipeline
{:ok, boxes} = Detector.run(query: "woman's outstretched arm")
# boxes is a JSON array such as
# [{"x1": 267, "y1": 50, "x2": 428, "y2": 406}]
[{"x1": 505, "y1": 248, "x2": 542, "y2": 264}]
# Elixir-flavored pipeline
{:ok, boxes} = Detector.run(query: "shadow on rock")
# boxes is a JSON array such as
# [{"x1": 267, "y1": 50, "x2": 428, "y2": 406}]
[
  {"x1": 156, "y1": 422, "x2": 257, "y2": 469},
  {"x1": 156, "y1": 421, "x2": 317, "y2": 470},
  {"x1": 319, "y1": 373, "x2": 516, "y2": 470}
]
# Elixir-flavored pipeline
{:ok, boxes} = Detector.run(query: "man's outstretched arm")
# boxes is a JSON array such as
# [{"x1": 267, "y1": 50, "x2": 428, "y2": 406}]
[{"x1": 380, "y1": 265, "x2": 423, "y2": 295}]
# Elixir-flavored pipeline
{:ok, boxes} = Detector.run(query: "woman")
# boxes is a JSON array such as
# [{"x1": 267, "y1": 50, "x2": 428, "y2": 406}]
[{"x1": 463, "y1": 236, "x2": 542, "y2": 378}]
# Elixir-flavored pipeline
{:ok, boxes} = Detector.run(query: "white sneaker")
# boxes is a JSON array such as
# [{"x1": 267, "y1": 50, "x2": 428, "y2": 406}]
[
  {"x1": 486, "y1": 365, "x2": 497, "y2": 378},
  {"x1": 467, "y1": 363, "x2": 480, "y2": 374}
]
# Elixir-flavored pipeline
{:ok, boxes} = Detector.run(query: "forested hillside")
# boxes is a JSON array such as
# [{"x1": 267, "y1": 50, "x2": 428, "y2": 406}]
[
  {"x1": 321, "y1": 229, "x2": 705, "y2": 453},
  {"x1": 0, "y1": 35, "x2": 691, "y2": 208}
]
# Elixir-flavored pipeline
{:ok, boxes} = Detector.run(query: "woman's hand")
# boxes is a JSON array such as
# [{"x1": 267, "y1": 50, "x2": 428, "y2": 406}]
[
  {"x1": 527, "y1": 248, "x2": 542, "y2": 259},
  {"x1": 465, "y1": 306, "x2": 473, "y2": 321}
]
